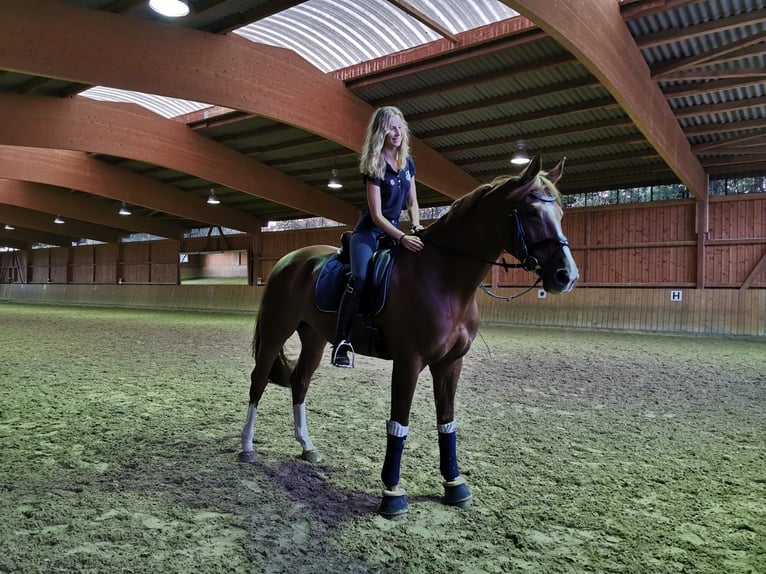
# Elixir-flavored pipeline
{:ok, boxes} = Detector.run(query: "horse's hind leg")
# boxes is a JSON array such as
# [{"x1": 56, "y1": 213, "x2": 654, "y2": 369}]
[
  {"x1": 290, "y1": 323, "x2": 327, "y2": 463},
  {"x1": 239, "y1": 316, "x2": 297, "y2": 462}
]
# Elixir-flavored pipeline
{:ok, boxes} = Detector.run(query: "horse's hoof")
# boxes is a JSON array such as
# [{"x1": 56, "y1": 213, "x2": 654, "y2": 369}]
[
  {"x1": 443, "y1": 476, "x2": 473, "y2": 508},
  {"x1": 301, "y1": 449, "x2": 320, "y2": 463},
  {"x1": 238, "y1": 451, "x2": 255, "y2": 464},
  {"x1": 378, "y1": 488, "x2": 409, "y2": 519}
]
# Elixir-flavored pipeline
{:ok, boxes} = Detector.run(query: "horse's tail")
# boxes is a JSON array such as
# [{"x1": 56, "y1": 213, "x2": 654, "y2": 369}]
[{"x1": 251, "y1": 316, "x2": 293, "y2": 388}]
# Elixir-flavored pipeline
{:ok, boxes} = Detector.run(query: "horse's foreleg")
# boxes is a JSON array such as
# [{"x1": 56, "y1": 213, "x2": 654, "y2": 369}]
[
  {"x1": 431, "y1": 356, "x2": 473, "y2": 508},
  {"x1": 378, "y1": 360, "x2": 421, "y2": 518}
]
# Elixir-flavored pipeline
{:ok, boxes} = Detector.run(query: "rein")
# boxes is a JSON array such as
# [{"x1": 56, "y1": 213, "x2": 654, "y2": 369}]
[
  {"x1": 418, "y1": 232, "x2": 530, "y2": 272},
  {"x1": 478, "y1": 279, "x2": 541, "y2": 302}
]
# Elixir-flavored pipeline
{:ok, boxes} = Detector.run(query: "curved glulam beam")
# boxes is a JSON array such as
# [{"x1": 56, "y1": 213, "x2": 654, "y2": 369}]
[
  {"x1": 0, "y1": 179, "x2": 183, "y2": 240},
  {"x1": 503, "y1": 0, "x2": 707, "y2": 201},
  {"x1": 0, "y1": 93, "x2": 358, "y2": 225},
  {"x1": 0, "y1": 232, "x2": 36, "y2": 250},
  {"x1": 0, "y1": 146, "x2": 262, "y2": 234},
  {"x1": 0, "y1": 0, "x2": 479, "y2": 200},
  {"x1": 0, "y1": 203, "x2": 121, "y2": 244}
]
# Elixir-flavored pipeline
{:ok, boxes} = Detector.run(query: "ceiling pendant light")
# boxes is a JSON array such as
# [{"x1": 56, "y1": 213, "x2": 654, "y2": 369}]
[
  {"x1": 510, "y1": 139, "x2": 531, "y2": 166},
  {"x1": 54, "y1": 215, "x2": 65, "y2": 224},
  {"x1": 327, "y1": 168, "x2": 343, "y2": 190},
  {"x1": 207, "y1": 189, "x2": 221, "y2": 205},
  {"x1": 148, "y1": 0, "x2": 190, "y2": 18},
  {"x1": 119, "y1": 202, "x2": 132, "y2": 216}
]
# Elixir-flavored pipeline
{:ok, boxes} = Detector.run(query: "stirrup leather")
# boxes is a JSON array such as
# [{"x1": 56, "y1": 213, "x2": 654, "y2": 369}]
[{"x1": 332, "y1": 340, "x2": 355, "y2": 368}]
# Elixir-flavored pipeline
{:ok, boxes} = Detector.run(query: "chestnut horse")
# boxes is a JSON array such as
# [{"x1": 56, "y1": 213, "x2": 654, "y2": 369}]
[{"x1": 240, "y1": 156, "x2": 579, "y2": 518}]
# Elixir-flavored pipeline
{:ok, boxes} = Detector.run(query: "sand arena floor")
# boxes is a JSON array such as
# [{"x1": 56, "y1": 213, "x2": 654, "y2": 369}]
[{"x1": 0, "y1": 303, "x2": 764, "y2": 573}]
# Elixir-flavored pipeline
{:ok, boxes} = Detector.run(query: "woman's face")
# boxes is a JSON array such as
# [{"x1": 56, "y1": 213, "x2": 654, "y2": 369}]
[{"x1": 384, "y1": 117, "x2": 404, "y2": 149}]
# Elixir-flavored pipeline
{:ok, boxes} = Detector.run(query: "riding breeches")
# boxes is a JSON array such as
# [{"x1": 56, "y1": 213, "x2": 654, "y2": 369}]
[{"x1": 348, "y1": 228, "x2": 379, "y2": 293}]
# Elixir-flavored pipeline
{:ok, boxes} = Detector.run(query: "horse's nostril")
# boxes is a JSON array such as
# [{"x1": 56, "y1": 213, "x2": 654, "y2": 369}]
[{"x1": 555, "y1": 269, "x2": 570, "y2": 285}]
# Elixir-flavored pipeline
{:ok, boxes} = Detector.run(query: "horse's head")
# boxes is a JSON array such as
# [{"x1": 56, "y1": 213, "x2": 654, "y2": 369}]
[{"x1": 498, "y1": 156, "x2": 579, "y2": 294}]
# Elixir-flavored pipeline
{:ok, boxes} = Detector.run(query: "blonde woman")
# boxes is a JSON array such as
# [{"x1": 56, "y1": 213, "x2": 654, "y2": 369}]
[{"x1": 332, "y1": 106, "x2": 424, "y2": 367}]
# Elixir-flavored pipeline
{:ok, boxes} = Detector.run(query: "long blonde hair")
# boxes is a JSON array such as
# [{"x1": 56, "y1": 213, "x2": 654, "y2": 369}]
[{"x1": 359, "y1": 106, "x2": 412, "y2": 180}]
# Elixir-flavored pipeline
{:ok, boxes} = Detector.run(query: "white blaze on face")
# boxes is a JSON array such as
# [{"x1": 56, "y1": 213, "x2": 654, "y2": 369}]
[{"x1": 538, "y1": 200, "x2": 579, "y2": 293}]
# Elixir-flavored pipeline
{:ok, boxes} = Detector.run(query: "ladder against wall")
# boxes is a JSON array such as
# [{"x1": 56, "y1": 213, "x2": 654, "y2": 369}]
[{"x1": 0, "y1": 251, "x2": 26, "y2": 284}]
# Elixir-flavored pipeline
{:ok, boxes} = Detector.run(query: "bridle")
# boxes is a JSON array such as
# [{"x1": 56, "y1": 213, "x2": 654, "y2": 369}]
[
  {"x1": 419, "y1": 191, "x2": 570, "y2": 273},
  {"x1": 419, "y1": 190, "x2": 571, "y2": 301},
  {"x1": 508, "y1": 191, "x2": 571, "y2": 273}
]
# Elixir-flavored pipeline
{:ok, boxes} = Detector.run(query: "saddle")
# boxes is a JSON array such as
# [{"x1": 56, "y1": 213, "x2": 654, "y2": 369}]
[{"x1": 315, "y1": 231, "x2": 397, "y2": 317}]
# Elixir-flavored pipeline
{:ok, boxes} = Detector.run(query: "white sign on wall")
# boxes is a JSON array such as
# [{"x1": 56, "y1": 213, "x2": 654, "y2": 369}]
[{"x1": 670, "y1": 290, "x2": 683, "y2": 302}]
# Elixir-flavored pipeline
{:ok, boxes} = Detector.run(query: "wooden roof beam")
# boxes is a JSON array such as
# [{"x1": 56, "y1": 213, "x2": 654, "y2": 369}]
[
  {"x1": 0, "y1": 93, "x2": 355, "y2": 227},
  {"x1": 635, "y1": 11, "x2": 766, "y2": 49},
  {"x1": 0, "y1": 179, "x2": 184, "y2": 239},
  {"x1": 503, "y1": 0, "x2": 707, "y2": 200},
  {"x1": 334, "y1": 17, "x2": 543, "y2": 87},
  {"x1": 368, "y1": 55, "x2": 577, "y2": 107},
  {"x1": 0, "y1": 233, "x2": 34, "y2": 250},
  {"x1": 0, "y1": 1, "x2": 478, "y2": 201},
  {"x1": 0, "y1": 145, "x2": 260, "y2": 234},
  {"x1": 662, "y1": 77, "x2": 766, "y2": 99},
  {"x1": 651, "y1": 30, "x2": 766, "y2": 79},
  {"x1": 0, "y1": 204, "x2": 122, "y2": 244}
]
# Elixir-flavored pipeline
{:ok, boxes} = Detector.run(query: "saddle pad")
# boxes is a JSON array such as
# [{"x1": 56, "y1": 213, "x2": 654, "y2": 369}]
[{"x1": 315, "y1": 249, "x2": 396, "y2": 316}]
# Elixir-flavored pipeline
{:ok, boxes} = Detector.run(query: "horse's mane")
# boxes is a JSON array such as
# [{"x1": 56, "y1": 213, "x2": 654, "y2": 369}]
[
  {"x1": 438, "y1": 175, "x2": 518, "y2": 225},
  {"x1": 425, "y1": 170, "x2": 562, "y2": 232}
]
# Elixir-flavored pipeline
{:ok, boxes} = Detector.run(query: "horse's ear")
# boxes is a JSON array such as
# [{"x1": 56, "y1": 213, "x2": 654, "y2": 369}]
[
  {"x1": 546, "y1": 157, "x2": 566, "y2": 184},
  {"x1": 519, "y1": 155, "x2": 542, "y2": 185}
]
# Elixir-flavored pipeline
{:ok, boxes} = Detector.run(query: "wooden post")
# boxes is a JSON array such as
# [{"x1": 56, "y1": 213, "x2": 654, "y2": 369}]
[{"x1": 696, "y1": 191, "x2": 709, "y2": 289}]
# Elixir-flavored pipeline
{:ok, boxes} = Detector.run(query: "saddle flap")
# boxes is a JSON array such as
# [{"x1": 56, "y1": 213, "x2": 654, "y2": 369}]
[{"x1": 315, "y1": 247, "x2": 397, "y2": 316}]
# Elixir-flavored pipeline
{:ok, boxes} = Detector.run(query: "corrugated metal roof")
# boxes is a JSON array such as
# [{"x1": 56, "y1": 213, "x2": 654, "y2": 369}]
[
  {"x1": 79, "y1": 1, "x2": 520, "y2": 121},
  {"x1": 80, "y1": 86, "x2": 213, "y2": 118},
  {"x1": 235, "y1": 0, "x2": 518, "y2": 73}
]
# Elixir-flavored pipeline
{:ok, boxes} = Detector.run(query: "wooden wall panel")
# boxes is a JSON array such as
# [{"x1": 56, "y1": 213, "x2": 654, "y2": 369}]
[
  {"x1": 70, "y1": 245, "x2": 93, "y2": 283},
  {"x1": 706, "y1": 245, "x2": 766, "y2": 287},
  {"x1": 50, "y1": 247, "x2": 68, "y2": 266},
  {"x1": 119, "y1": 243, "x2": 150, "y2": 284},
  {"x1": 8, "y1": 195, "x2": 765, "y2": 290},
  {"x1": 710, "y1": 195, "x2": 764, "y2": 240},
  {"x1": 3, "y1": 284, "x2": 763, "y2": 337},
  {"x1": 476, "y1": 287, "x2": 765, "y2": 337},
  {"x1": 151, "y1": 240, "x2": 180, "y2": 262},
  {"x1": 562, "y1": 210, "x2": 587, "y2": 246},
  {"x1": 196, "y1": 251, "x2": 248, "y2": 279},
  {"x1": 31, "y1": 249, "x2": 49, "y2": 267}
]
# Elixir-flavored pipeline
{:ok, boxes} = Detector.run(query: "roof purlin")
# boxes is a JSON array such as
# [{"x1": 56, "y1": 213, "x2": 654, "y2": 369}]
[{"x1": 504, "y1": 0, "x2": 707, "y2": 201}]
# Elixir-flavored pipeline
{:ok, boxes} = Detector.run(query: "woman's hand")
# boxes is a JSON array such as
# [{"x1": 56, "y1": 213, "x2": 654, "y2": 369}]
[{"x1": 400, "y1": 234, "x2": 424, "y2": 252}]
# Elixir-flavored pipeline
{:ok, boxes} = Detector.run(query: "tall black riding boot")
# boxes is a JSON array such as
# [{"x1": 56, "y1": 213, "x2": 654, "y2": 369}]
[{"x1": 332, "y1": 281, "x2": 360, "y2": 368}]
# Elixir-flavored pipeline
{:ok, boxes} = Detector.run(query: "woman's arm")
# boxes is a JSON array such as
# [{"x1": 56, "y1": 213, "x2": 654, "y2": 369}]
[
  {"x1": 367, "y1": 180, "x2": 424, "y2": 251},
  {"x1": 405, "y1": 179, "x2": 423, "y2": 232}
]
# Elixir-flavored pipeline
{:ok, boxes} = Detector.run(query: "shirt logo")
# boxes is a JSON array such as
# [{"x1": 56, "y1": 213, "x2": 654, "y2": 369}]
[
  {"x1": 390, "y1": 179, "x2": 396, "y2": 186},
  {"x1": 405, "y1": 170, "x2": 411, "y2": 181}
]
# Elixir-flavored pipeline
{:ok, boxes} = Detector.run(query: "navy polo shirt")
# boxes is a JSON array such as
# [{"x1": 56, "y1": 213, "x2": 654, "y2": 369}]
[{"x1": 356, "y1": 156, "x2": 416, "y2": 232}]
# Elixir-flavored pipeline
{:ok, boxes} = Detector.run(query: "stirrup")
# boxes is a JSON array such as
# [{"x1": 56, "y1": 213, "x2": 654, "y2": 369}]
[{"x1": 332, "y1": 340, "x2": 355, "y2": 368}]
